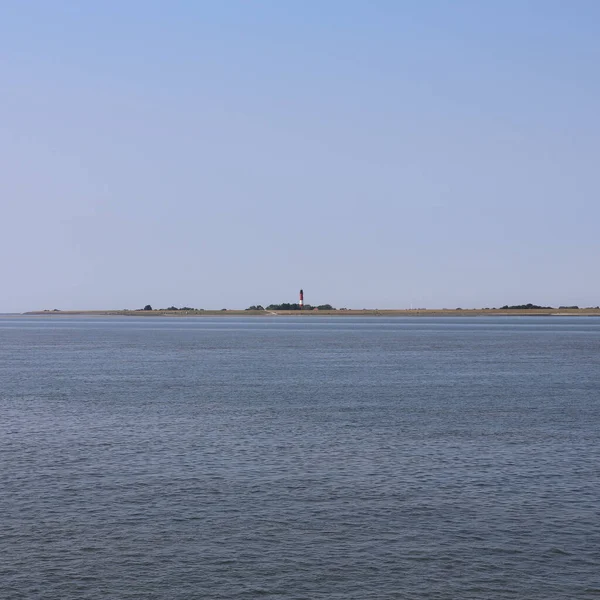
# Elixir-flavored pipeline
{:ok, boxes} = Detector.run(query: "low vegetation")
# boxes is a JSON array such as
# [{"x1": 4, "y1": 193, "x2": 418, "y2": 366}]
[
  {"x1": 138, "y1": 305, "x2": 201, "y2": 311},
  {"x1": 500, "y1": 303, "x2": 554, "y2": 310},
  {"x1": 264, "y1": 303, "x2": 335, "y2": 311}
]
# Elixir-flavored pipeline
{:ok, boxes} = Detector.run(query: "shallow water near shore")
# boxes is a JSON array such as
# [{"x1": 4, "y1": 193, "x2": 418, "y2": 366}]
[{"x1": 1, "y1": 316, "x2": 599, "y2": 599}]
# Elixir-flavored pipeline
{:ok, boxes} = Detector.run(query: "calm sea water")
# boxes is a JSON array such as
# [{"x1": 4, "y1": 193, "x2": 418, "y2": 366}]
[{"x1": 1, "y1": 316, "x2": 599, "y2": 599}]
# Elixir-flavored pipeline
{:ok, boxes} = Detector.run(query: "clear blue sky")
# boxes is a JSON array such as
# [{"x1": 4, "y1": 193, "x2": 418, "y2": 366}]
[{"x1": 2, "y1": 1, "x2": 599, "y2": 311}]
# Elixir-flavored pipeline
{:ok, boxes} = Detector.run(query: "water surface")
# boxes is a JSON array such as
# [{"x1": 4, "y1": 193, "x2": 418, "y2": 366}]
[{"x1": 1, "y1": 316, "x2": 599, "y2": 599}]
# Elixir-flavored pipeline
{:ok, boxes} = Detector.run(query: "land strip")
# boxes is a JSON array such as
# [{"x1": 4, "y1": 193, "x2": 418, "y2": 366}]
[{"x1": 23, "y1": 309, "x2": 600, "y2": 317}]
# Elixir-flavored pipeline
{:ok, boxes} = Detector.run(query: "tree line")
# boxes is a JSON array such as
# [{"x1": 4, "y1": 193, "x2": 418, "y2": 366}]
[
  {"x1": 247, "y1": 303, "x2": 335, "y2": 311},
  {"x1": 136, "y1": 304, "x2": 336, "y2": 312}
]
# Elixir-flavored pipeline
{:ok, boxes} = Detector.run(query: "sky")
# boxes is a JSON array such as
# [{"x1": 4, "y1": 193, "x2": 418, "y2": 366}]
[{"x1": 2, "y1": 1, "x2": 599, "y2": 312}]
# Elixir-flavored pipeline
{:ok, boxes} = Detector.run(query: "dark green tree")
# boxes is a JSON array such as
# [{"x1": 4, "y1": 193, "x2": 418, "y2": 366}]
[{"x1": 501, "y1": 303, "x2": 553, "y2": 310}]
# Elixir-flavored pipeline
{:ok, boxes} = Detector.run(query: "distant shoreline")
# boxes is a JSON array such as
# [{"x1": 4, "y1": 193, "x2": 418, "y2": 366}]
[{"x1": 21, "y1": 309, "x2": 600, "y2": 317}]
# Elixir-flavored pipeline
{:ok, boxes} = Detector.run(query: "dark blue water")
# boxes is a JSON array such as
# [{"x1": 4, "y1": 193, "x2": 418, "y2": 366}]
[{"x1": 1, "y1": 316, "x2": 599, "y2": 599}]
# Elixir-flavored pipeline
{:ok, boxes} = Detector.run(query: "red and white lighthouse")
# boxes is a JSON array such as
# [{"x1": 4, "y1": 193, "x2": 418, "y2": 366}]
[{"x1": 299, "y1": 289, "x2": 304, "y2": 309}]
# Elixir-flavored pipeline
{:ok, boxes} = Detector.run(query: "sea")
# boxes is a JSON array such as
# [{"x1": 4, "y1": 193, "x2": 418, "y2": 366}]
[{"x1": 1, "y1": 315, "x2": 599, "y2": 599}]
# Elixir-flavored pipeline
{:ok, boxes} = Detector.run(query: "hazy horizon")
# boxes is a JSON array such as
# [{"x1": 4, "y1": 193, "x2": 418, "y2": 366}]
[
  {"x1": 3, "y1": 1, "x2": 599, "y2": 313},
  {"x1": 8, "y1": 301, "x2": 600, "y2": 314}
]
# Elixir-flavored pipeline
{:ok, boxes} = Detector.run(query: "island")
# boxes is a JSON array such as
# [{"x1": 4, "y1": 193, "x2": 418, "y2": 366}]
[{"x1": 23, "y1": 304, "x2": 600, "y2": 317}]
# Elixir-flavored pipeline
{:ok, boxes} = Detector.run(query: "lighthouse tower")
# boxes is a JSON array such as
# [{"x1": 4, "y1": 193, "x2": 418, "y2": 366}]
[{"x1": 299, "y1": 289, "x2": 304, "y2": 310}]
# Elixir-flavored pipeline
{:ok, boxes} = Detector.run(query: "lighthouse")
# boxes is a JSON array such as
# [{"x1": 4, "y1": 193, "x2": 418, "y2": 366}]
[{"x1": 299, "y1": 289, "x2": 304, "y2": 309}]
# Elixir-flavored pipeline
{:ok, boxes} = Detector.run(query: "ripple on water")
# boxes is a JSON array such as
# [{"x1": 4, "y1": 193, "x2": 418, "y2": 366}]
[{"x1": 1, "y1": 316, "x2": 600, "y2": 599}]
